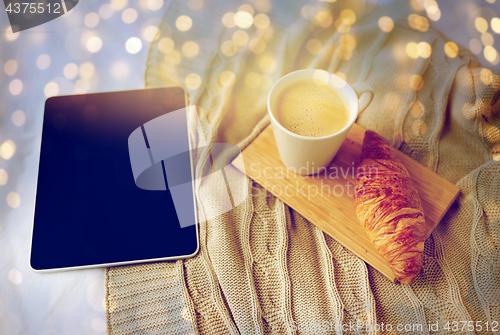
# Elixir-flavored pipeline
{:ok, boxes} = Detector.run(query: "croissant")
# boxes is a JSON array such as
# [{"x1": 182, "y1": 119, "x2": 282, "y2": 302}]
[{"x1": 354, "y1": 130, "x2": 426, "y2": 285}]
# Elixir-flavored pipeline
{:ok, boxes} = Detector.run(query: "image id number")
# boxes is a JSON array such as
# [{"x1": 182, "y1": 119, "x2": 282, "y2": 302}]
[
  {"x1": 6, "y1": 2, "x2": 62, "y2": 14},
  {"x1": 444, "y1": 321, "x2": 499, "y2": 332}
]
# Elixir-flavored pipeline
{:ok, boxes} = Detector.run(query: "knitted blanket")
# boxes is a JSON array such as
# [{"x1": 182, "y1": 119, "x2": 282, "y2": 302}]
[{"x1": 105, "y1": 0, "x2": 500, "y2": 333}]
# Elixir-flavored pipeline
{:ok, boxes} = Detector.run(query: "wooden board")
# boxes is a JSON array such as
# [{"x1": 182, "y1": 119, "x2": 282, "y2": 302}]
[{"x1": 231, "y1": 123, "x2": 460, "y2": 282}]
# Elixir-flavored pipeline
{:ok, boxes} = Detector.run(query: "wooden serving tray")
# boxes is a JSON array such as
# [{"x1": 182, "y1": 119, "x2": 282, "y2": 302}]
[{"x1": 232, "y1": 123, "x2": 460, "y2": 282}]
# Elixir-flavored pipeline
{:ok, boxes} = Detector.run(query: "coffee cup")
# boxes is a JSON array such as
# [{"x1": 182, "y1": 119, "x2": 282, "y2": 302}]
[{"x1": 267, "y1": 69, "x2": 374, "y2": 176}]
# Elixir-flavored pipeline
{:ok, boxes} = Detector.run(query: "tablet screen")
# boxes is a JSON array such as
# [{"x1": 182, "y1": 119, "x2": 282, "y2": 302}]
[{"x1": 31, "y1": 87, "x2": 199, "y2": 271}]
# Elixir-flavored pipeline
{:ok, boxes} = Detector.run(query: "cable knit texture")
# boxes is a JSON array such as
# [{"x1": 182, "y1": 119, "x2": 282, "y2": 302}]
[{"x1": 105, "y1": 0, "x2": 500, "y2": 333}]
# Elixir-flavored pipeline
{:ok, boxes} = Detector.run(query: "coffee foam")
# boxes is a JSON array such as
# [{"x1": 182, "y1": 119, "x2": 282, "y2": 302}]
[{"x1": 274, "y1": 79, "x2": 350, "y2": 137}]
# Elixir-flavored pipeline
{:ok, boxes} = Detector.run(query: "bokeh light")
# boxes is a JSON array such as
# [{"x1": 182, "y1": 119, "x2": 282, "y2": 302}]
[
  {"x1": 261, "y1": 74, "x2": 274, "y2": 90},
  {"x1": 312, "y1": 70, "x2": 330, "y2": 82},
  {"x1": 122, "y1": 8, "x2": 138, "y2": 24},
  {"x1": 142, "y1": 25, "x2": 159, "y2": 42},
  {"x1": 408, "y1": 14, "x2": 429, "y2": 32},
  {"x1": 378, "y1": 16, "x2": 394, "y2": 32},
  {"x1": 334, "y1": 18, "x2": 351, "y2": 33},
  {"x1": 11, "y1": 110, "x2": 25, "y2": 127},
  {"x1": 221, "y1": 40, "x2": 237, "y2": 56},
  {"x1": 306, "y1": 39, "x2": 322, "y2": 55},
  {"x1": 409, "y1": 101, "x2": 425, "y2": 118},
  {"x1": 8, "y1": 269, "x2": 22, "y2": 284},
  {"x1": 480, "y1": 68, "x2": 493, "y2": 85},
  {"x1": 164, "y1": 49, "x2": 182, "y2": 66},
  {"x1": 99, "y1": 4, "x2": 114, "y2": 19},
  {"x1": 244, "y1": 72, "x2": 261, "y2": 88},
  {"x1": 462, "y1": 102, "x2": 475, "y2": 119},
  {"x1": 138, "y1": 0, "x2": 149, "y2": 11},
  {"x1": 255, "y1": 0, "x2": 271, "y2": 13},
  {"x1": 219, "y1": 70, "x2": 235, "y2": 87},
  {"x1": 222, "y1": 12, "x2": 236, "y2": 28},
  {"x1": 74, "y1": 78, "x2": 91, "y2": 94},
  {"x1": 406, "y1": 42, "x2": 419, "y2": 59},
  {"x1": 469, "y1": 38, "x2": 482, "y2": 54},
  {"x1": 182, "y1": 41, "x2": 199, "y2": 58},
  {"x1": 80, "y1": 62, "x2": 96, "y2": 79},
  {"x1": 147, "y1": 0, "x2": 163, "y2": 11},
  {"x1": 238, "y1": 4, "x2": 254, "y2": 15},
  {"x1": 64, "y1": 63, "x2": 79, "y2": 79},
  {"x1": 181, "y1": 307, "x2": 194, "y2": 322},
  {"x1": 314, "y1": 10, "x2": 333, "y2": 28},
  {"x1": 9, "y1": 79, "x2": 23, "y2": 96},
  {"x1": 111, "y1": 61, "x2": 130, "y2": 79},
  {"x1": 492, "y1": 18, "x2": 500, "y2": 34},
  {"x1": 493, "y1": 145, "x2": 500, "y2": 161},
  {"x1": 0, "y1": 140, "x2": 16, "y2": 160},
  {"x1": 249, "y1": 38, "x2": 266, "y2": 54},
  {"x1": 480, "y1": 119, "x2": 499, "y2": 143},
  {"x1": 484, "y1": 46, "x2": 498, "y2": 63},
  {"x1": 37, "y1": 54, "x2": 51, "y2": 70},
  {"x1": 339, "y1": 34, "x2": 356, "y2": 60},
  {"x1": 426, "y1": 6, "x2": 441, "y2": 21},
  {"x1": 259, "y1": 55, "x2": 276, "y2": 73},
  {"x1": 444, "y1": 41, "x2": 459, "y2": 58},
  {"x1": 84, "y1": 12, "x2": 100, "y2": 28},
  {"x1": 417, "y1": 42, "x2": 432, "y2": 58},
  {"x1": 410, "y1": 0, "x2": 424, "y2": 11},
  {"x1": 176, "y1": 15, "x2": 193, "y2": 31},
  {"x1": 335, "y1": 72, "x2": 347, "y2": 81},
  {"x1": 481, "y1": 33, "x2": 494, "y2": 47},
  {"x1": 125, "y1": 37, "x2": 142, "y2": 54},
  {"x1": 111, "y1": 0, "x2": 128, "y2": 11},
  {"x1": 4, "y1": 26, "x2": 19, "y2": 41},
  {"x1": 87, "y1": 36, "x2": 103, "y2": 53},
  {"x1": 301, "y1": 5, "x2": 312, "y2": 20},
  {"x1": 4, "y1": 60, "x2": 18, "y2": 76},
  {"x1": 0, "y1": 169, "x2": 7, "y2": 186},
  {"x1": 52, "y1": 77, "x2": 74, "y2": 97},
  {"x1": 185, "y1": 73, "x2": 201, "y2": 90},
  {"x1": 340, "y1": 9, "x2": 356, "y2": 25},
  {"x1": 412, "y1": 119, "x2": 427, "y2": 136},
  {"x1": 232, "y1": 30, "x2": 249, "y2": 46},
  {"x1": 107, "y1": 297, "x2": 118, "y2": 313},
  {"x1": 234, "y1": 11, "x2": 253, "y2": 29},
  {"x1": 475, "y1": 17, "x2": 488, "y2": 33},
  {"x1": 409, "y1": 74, "x2": 424, "y2": 91},
  {"x1": 80, "y1": 30, "x2": 97, "y2": 51},
  {"x1": 44, "y1": 82, "x2": 59, "y2": 97},
  {"x1": 254, "y1": 13, "x2": 270, "y2": 30},
  {"x1": 158, "y1": 37, "x2": 175, "y2": 53}
]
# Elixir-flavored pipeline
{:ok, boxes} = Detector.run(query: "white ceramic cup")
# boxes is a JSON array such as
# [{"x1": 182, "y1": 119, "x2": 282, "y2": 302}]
[{"x1": 267, "y1": 69, "x2": 374, "y2": 175}]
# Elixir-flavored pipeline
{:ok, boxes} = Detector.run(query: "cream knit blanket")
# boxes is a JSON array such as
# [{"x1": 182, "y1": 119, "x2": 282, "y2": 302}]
[{"x1": 105, "y1": 0, "x2": 500, "y2": 333}]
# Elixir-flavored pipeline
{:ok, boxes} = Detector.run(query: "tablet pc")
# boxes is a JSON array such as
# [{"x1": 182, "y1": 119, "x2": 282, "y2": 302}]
[{"x1": 30, "y1": 87, "x2": 199, "y2": 272}]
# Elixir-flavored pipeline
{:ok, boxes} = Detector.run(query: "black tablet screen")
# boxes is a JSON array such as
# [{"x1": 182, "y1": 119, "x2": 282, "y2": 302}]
[{"x1": 31, "y1": 87, "x2": 198, "y2": 270}]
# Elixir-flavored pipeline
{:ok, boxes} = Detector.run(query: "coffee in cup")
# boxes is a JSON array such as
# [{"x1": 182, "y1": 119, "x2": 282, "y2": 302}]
[
  {"x1": 267, "y1": 69, "x2": 374, "y2": 175},
  {"x1": 273, "y1": 79, "x2": 350, "y2": 138}
]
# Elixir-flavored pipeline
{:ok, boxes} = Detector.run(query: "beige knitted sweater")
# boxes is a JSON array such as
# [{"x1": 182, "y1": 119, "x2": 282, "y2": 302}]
[{"x1": 105, "y1": 0, "x2": 500, "y2": 333}]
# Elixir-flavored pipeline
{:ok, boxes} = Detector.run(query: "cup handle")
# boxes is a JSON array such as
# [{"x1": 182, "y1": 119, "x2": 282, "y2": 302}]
[{"x1": 351, "y1": 82, "x2": 374, "y2": 115}]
